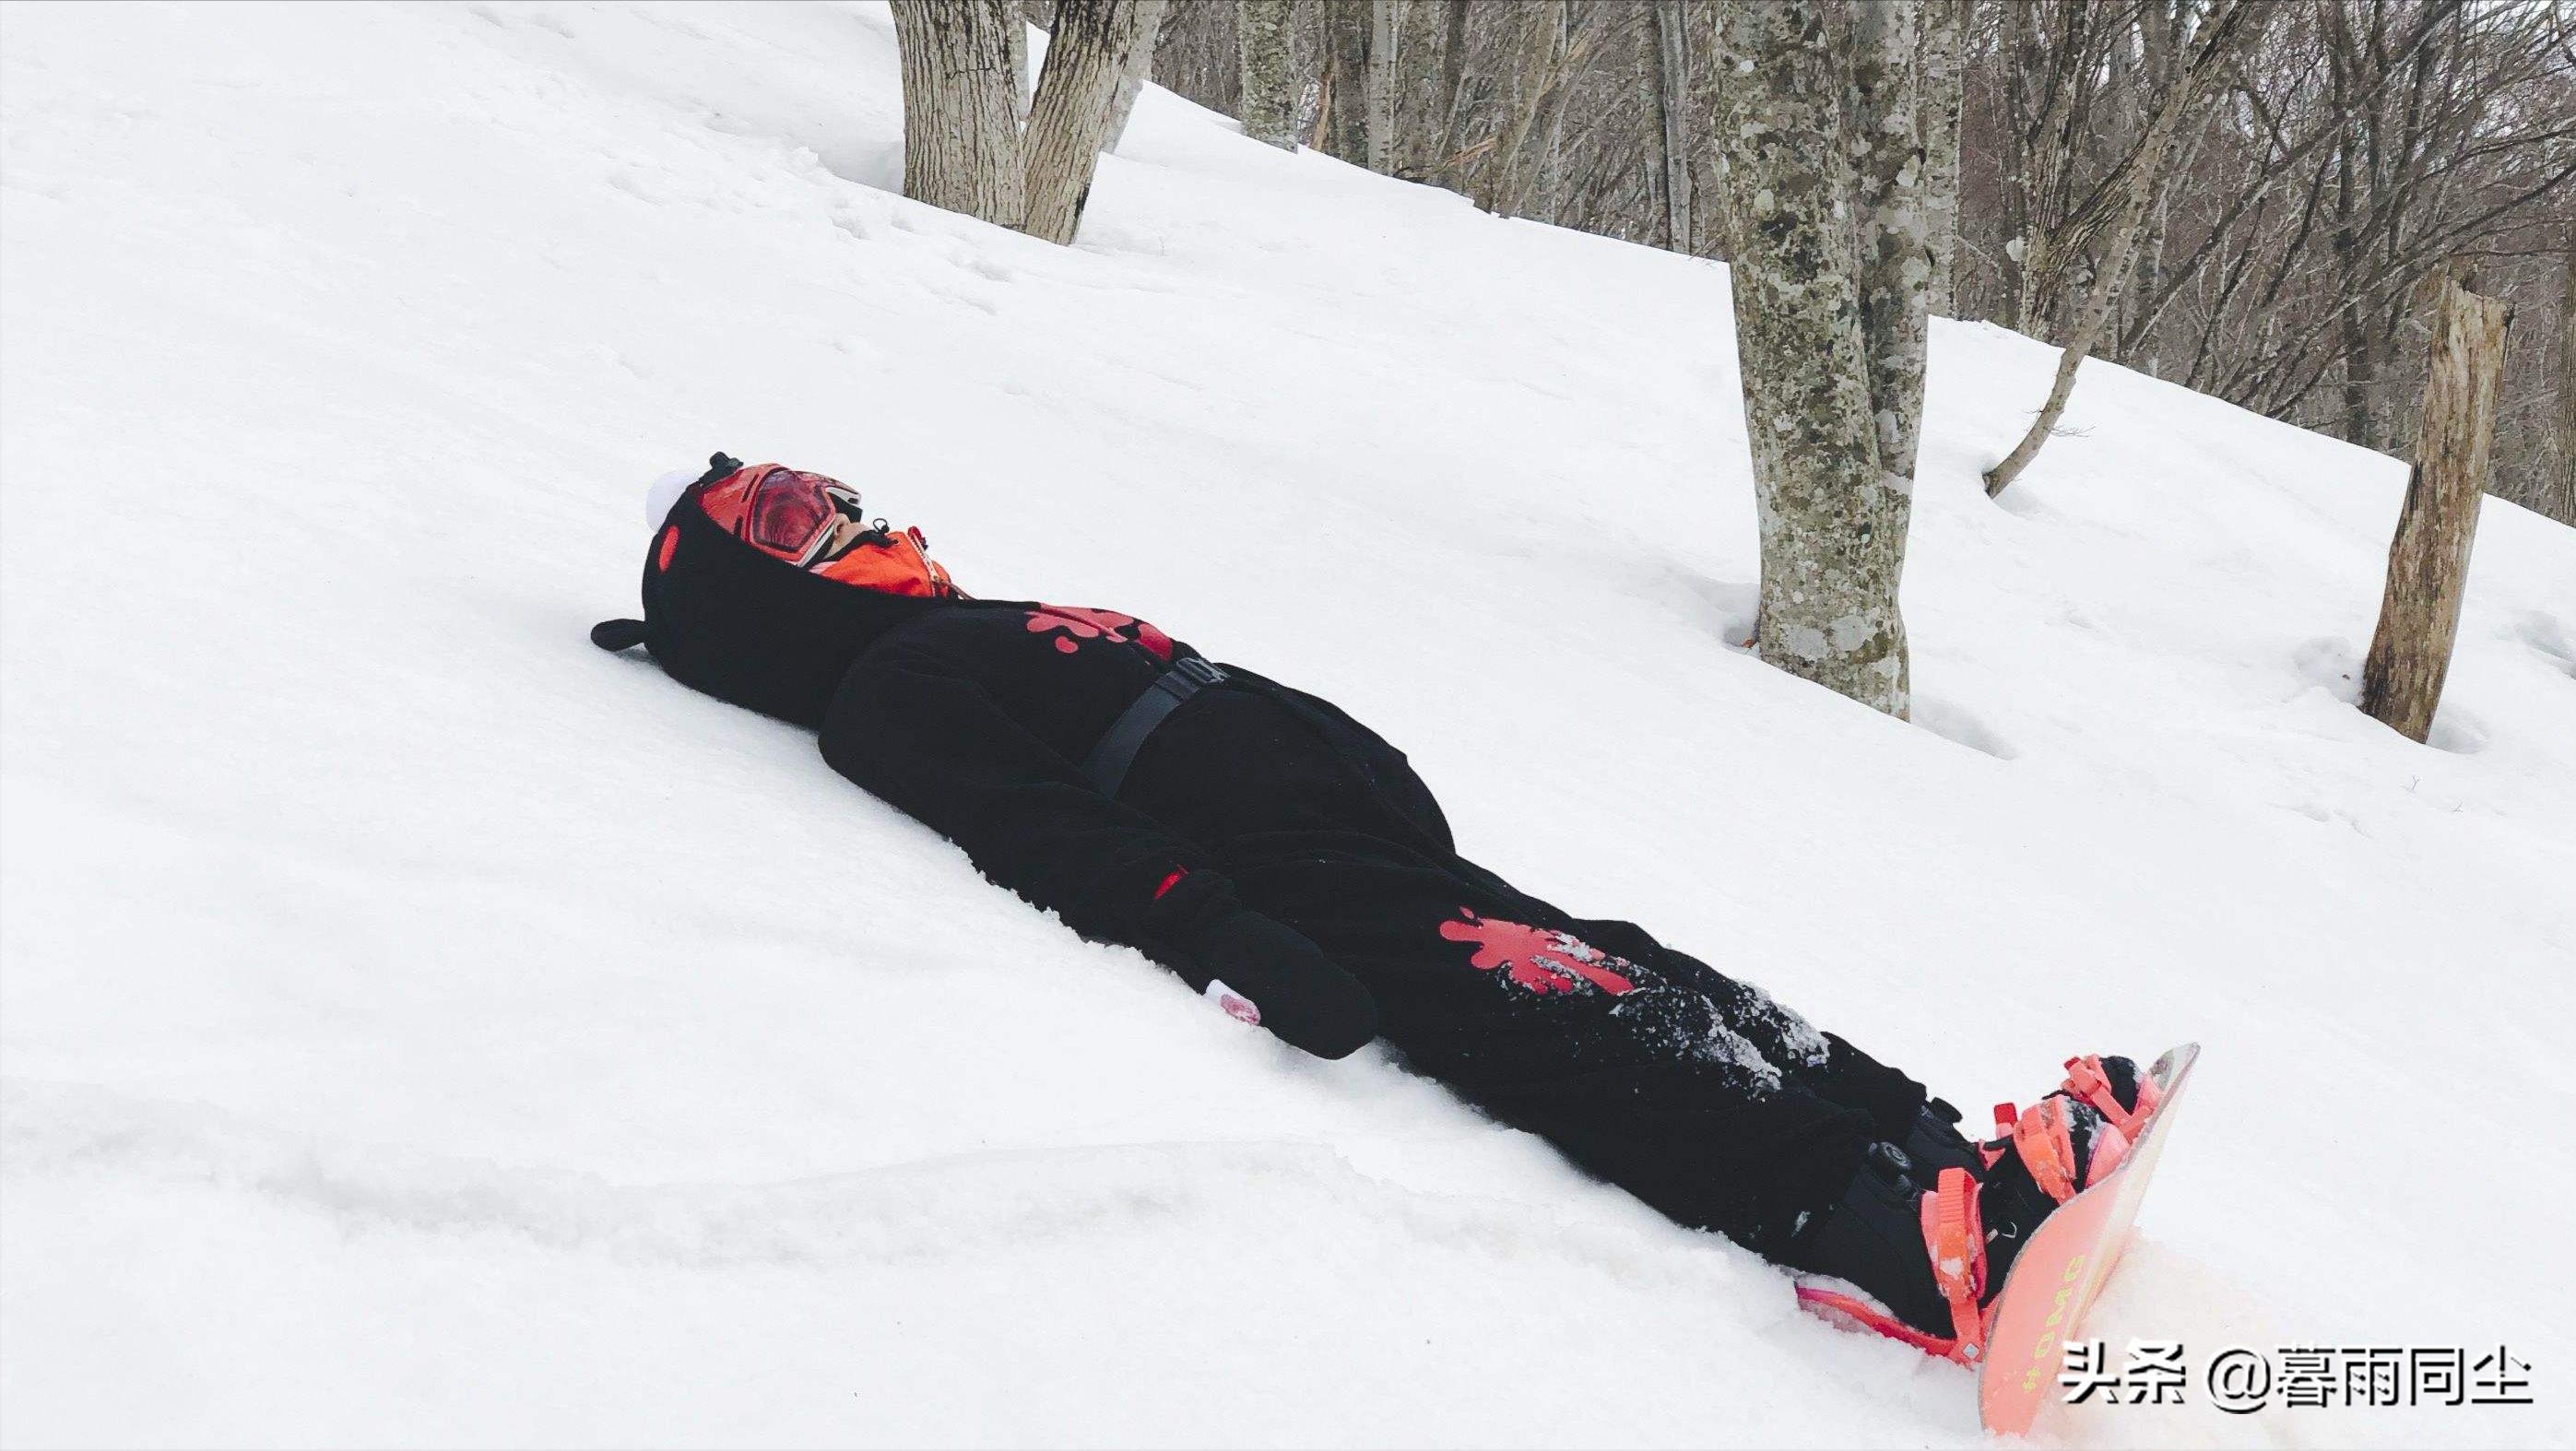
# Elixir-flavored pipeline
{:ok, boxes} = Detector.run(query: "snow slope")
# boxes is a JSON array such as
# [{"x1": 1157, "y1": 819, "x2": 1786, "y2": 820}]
[{"x1": 4, "y1": 4, "x2": 2572, "y2": 1446}]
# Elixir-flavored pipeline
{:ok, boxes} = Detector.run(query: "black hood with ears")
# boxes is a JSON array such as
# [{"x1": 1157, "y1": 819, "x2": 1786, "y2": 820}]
[{"x1": 592, "y1": 455, "x2": 961, "y2": 728}]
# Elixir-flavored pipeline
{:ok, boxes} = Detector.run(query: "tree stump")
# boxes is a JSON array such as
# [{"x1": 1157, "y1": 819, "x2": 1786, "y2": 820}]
[{"x1": 2358, "y1": 273, "x2": 2512, "y2": 743}]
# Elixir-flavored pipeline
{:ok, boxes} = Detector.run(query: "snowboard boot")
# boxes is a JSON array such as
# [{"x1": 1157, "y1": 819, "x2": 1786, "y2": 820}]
[
  {"x1": 1783, "y1": 1142, "x2": 1965, "y2": 1358},
  {"x1": 1932, "y1": 1053, "x2": 2157, "y2": 1294},
  {"x1": 1790, "y1": 1085, "x2": 2134, "y2": 1364},
  {"x1": 2054, "y1": 1053, "x2": 2159, "y2": 1140},
  {"x1": 1899, "y1": 1096, "x2": 1981, "y2": 1179},
  {"x1": 1969, "y1": 1092, "x2": 2131, "y2": 1293}
]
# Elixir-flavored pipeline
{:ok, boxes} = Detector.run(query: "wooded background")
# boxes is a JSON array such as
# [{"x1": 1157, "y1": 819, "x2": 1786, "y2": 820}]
[{"x1": 1136, "y1": 0, "x2": 2576, "y2": 525}]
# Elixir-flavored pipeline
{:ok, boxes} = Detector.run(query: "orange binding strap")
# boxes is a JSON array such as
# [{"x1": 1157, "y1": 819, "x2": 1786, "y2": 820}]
[
  {"x1": 2062, "y1": 1056, "x2": 2159, "y2": 1139},
  {"x1": 1979, "y1": 1103, "x2": 2017, "y2": 1171},
  {"x1": 1922, "y1": 1166, "x2": 1989, "y2": 1364},
  {"x1": 2014, "y1": 1099, "x2": 2083, "y2": 1204}
]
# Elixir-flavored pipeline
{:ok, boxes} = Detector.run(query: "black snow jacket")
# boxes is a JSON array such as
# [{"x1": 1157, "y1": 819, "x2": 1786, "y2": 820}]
[
  {"x1": 822, "y1": 603, "x2": 1447, "y2": 938},
  {"x1": 608, "y1": 470, "x2": 1385, "y2": 1055}
]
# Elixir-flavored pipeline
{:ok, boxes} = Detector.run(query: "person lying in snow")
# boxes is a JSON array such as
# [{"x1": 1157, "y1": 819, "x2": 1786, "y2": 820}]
[{"x1": 591, "y1": 454, "x2": 2161, "y2": 1364}]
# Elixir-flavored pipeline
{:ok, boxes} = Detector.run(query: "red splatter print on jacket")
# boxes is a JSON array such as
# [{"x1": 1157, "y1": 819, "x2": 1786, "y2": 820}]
[
  {"x1": 1024, "y1": 606, "x2": 1175, "y2": 660},
  {"x1": 1439, "y1": 909, "x2": 1638, "y2": 996}
]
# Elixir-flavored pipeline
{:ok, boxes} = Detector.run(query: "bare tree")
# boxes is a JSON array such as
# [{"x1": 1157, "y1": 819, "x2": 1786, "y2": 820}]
[
  {"x1": 1022, "y1": 0, "x2": 1156, "y2": 244},
  {"x1": 1385, "y1": 0, "x2": 1469, "y2": 185},
  {"x1": 1126, "y1": 0, "x2": 2570, "y2": 524},
  {"x1": 1367, "y1": 0, "x2": 1399, "y2": 173},
  {"x1": 2559, "y1": 246, "x2": 2576, "y2": 514},
  {"x1": 1918, "y1": 0, "x2": 1967, "y2": 315},
  {"x1": 893, "y1": 0, "x2": 1162, "y2": 244},
  {"x1": 1957, "y1": 0, "x2": 2570, "y2": 518},
  {"x1": 2361, "y1": 273, "x2": 2511, "y2": 742},
  {"x1": 1850, "y1": 0, "x2": 1935, "y2": 487},
  {"x1": 1713, "y1": 0, "x2": 1929, "y2": 717},
  {"x1": 893, "y1": 0, "x2": 1026, "y2": 229},
  {"x1": 2191, "y1": 2, "x2": 2574, "y2": 465},
  {"x1": 1483, "y1": 3, "x2": 1583, "y2": 218},
  {"x1": 1649, "y1": 0, "x2": 1693, "y2": 251},
  {"x1": 1319, "y1": 1, "x2": 1370, "y2": 161},
  {"x1": 1010, "y1": 3, "x2": 1036, "y2": 118},
  {"x1": 1103, "y1": 0, "x2": 1171, "y2": 152},
  {"x1": 1154, "y1": 0, "x2": 1246, "y2": 123},
  {"x1": 1235, "y1": 0, "x2": 1298, "y2": 149},
  {"x1": 1984, "y1": 0, "x2": 2262, "y2": 496}
]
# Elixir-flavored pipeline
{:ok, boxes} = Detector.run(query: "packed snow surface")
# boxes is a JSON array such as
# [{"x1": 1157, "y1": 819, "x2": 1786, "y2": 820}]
[{"x1": 5, "y1": 4, "x2": 2572, "y2": 1446}]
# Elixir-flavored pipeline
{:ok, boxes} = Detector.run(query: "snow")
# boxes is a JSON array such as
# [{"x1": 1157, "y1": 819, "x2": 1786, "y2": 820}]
[{"x1": 3, "y1": 3, "x2": 2571, "y2": 1445}]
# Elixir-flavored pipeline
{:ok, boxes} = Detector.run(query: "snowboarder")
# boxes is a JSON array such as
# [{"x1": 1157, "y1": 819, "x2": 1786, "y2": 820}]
[{"x1": 592, "y1": 455, "x2": 2157, "y2": 1364}]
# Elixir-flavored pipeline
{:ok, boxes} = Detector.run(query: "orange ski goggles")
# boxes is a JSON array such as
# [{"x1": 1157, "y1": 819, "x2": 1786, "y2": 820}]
[{"x1": 694, "y1": 462, "x2": 957, "y2": 597}]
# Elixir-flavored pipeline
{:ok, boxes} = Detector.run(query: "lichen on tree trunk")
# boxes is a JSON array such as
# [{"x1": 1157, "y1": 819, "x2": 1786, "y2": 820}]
[
  {"x1": 2360, "y1": 274, "x2": 2512, "y2": 744},
  {"x1": 1917, "y1": 0, "x2": 1966, "y2": 318},
  {"x1": 1714, "y1": 0, "x2": 1912, "y2": 718},
  {"x1": 1235, "y1": 0, "x2": 1297, "y2": 150},
  {"x1": 1849, "y1": 0, "x2": 1932, "y2": 485}
]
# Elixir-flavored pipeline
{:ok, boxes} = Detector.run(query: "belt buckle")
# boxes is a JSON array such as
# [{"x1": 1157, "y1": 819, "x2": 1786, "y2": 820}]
[{"x1": 1174, "y1": 656, "x2": 1225, "y2": 687}]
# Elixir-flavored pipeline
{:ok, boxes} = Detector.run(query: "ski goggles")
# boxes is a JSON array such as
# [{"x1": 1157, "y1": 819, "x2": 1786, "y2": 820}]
[
  {"x1": 693, "y1": 459, "x2": 957, "y2": 598},
  {"x1": 707, "y1": 463, "x2": 866, "y2": 567}
]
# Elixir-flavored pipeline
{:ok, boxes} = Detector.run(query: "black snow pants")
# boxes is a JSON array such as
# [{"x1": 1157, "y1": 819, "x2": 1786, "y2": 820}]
[{"x1": 1117, "y1": 677, "x2": 1933, "y2": 1255}]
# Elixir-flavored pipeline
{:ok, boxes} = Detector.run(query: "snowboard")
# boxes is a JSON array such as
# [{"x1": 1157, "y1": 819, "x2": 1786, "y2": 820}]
[{"x1": 1976, "y1": 1042, "x2": 2201, "y2": 1435}]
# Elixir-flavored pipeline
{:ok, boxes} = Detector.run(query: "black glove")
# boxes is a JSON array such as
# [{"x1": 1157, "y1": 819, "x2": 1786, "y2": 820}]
[{"x1": 1173, "y1": 908, "x2": 1378, "y2": 1060}]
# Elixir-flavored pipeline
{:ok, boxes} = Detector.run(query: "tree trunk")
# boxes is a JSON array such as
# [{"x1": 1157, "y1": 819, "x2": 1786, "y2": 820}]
[
  {"x1": 1102, "y1": 0, "x2": 1169, "y2": 153},
  {"x1": 2005, "y1": 5, "x2": 2099, "y2": 339},
  {"x1": 1365, "y1": 0, "x2": 1396, "y2": 174},
  {"x1": 1537, "y1": 4, "x2": 1570, "y2": 221},
  {"x1": 1236, "y1": 0, "x2": 1297, "y2": 150},
  {"x1": 1145, "y1": 0, "x2": 1239, "y2": 117},
  {"x1": 2556, "y1": 246, "x2": 2575, "y2": 517},
  {"x1": 1979, "y1": 230, "x2": 2134, "y2": 495},
  {"x1": 1649, "y1": 0, "x2": 1693, "y2": 252},
  {"x1": 1713, "y1": 0, "x2": 1910, "y2": 717},
  {"x1": 1487, "y1": 2, "x2": 1570, "y2": 218},
  {"x1": 2359, "y1": 274, "x2": 2511, "y2": 743},
  {"x1": 1993, "y1": 0, "x2": 2033, "y2": 332},
  {"x1": 2330, "y1": 29, "x2": 2377, "y2": 453},
  {"x1": 1984, "y1": 0, "x2": 2258, "y2": 496},
  {"x1": 1699, "y1": 0, "x2": 1743, "y2": 259},
  {"x1": 1849, "y1": 0, "x2": 1932, "y2": 486},
  {"x1": 893, "y1": 0, "x2": 1026, "y2": 230},
  {"x1": 1010, "y1": 4, "x2": 1034, "y2": 118},
  {"x1": 1320, "y1": 0, "x2": 1370, "y2": 165},
  {"x1": 1384, "y1": 0, "x2": 1455, "y2": 182},
  {"x1": 1918, "y1": 0, "x2": 1966, "y2": 316},
  {"x1": 1435, "y1": 0, "x2": 1471, "y2": 179},
  {"x1": 1022, "y1": 0, "x2": 1153, "y2": 245}
]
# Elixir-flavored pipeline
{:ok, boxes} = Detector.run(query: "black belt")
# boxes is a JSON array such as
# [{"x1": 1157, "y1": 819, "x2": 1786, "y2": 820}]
[{"x1": 1081, "y1": 655, "x2": 1226, "y2": 796}]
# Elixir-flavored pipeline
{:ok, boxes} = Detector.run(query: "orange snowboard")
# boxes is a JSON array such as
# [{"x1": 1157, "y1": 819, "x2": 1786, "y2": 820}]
[{"x1": 1977, "y1": 1044, "x2": 2201, "y2": 1435}]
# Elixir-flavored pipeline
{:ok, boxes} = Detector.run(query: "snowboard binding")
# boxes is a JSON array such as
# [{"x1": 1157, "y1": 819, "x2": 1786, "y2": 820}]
[{"x1": 1791, "y1": 1046, "x2": 2200, "y2": 1433}]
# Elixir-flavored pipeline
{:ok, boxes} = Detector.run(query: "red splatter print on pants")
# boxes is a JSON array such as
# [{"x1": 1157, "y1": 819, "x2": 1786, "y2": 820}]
[
  {"x1": 1438, "y1": 909, "x2": 1637, "y2": 996},
  {"x1": 1024, "y1": 606, "x2": 1176, "y2": 660}
]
